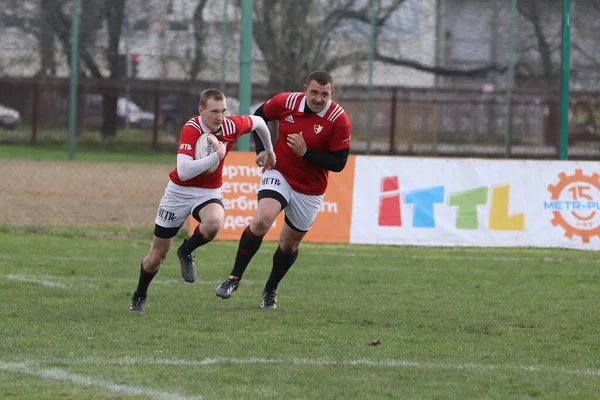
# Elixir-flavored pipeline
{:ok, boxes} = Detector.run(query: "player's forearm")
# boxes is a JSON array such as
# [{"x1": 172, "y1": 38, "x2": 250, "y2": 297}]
[
  {"x1": 177, "y1": 153, "x2": 220, "y2": 180},
  {"x1": 301, "y1": 148, "x2": 349, "y2": 172},
  {"x1": 252, "y1": 131, "x2": 265, "y2": 154},
  {"x1": 252, "y1": 104, "x2": 269, "y2": 154},
  {"x1": 249, "y1": 116, "x2": 274, "y2": 153}
]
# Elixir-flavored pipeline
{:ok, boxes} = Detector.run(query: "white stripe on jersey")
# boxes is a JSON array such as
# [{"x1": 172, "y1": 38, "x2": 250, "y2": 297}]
[
  {"x1": 185, "y1": 118, "x2": 202, "y2": 131},
  {"x1": 222, "y1": 118, "x2": 235, "y2": 135},
  {"x1": 328, "y1": 105, "x2": 345, "y2": 122},
  {"x1": 285, "y1": 93, "x2": 301, "y2": 110}
]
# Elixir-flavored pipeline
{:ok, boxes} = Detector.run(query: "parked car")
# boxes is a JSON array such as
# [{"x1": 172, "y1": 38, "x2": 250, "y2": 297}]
[
  {"x1": 0, "y1": 103, "x2": 21, "y2": 129},
  {"x1": 117, "y1": 97, "x2": 154, "y2": 129},
  {"x1": 57, "y1": 95, "x2": 154, "y2": 130}
]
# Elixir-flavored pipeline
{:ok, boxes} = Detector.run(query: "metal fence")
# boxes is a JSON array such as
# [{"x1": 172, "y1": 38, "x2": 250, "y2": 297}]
[
  {"x1": 1, "y1": 0, "x2": 600, "y2": 160},
  {"x1": 2, "y1": 76, "x2": 600, "y2": 159}
]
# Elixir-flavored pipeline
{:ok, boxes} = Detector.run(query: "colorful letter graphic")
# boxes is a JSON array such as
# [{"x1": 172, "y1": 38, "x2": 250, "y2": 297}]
[
  {"x1": 448, "y1": 187, "x2": 489, "y2": 229},
  {"x1": 489, "y1": 184, "x2": 524, "y2": 230},
  {"x1": 378, "y1": 176, "x2": 401, "y2": 226},
  {"x1": 378, "y1": 178, "x2": 524, "y2": 231},
  {"x1": 404, "y1": 186, "x2": 445, "y2": 228}
]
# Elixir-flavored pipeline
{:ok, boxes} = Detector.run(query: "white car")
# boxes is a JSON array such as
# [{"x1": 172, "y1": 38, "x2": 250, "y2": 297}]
[
  {"x1": 117, "y1": 97, "x2": 154, "y2": 129},
  {"x1": 0, "y1": 103, "x2": 21, "y2": 129}
]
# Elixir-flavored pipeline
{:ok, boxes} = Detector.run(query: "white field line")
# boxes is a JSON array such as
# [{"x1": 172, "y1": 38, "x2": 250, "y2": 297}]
[
  {"x1": 0, "y1": 361, "x2": 202, "y2": 400},
  {"x1": 411, "y1": 255, "x2": 600, "y2": 264},
  {"x1": 0, "y1": 254, "x2": 123, "y2": 263},
  {"x1": 1, "y1": 273, "x2": 255, "y2": 288},
  {"x1": 316, "y1": 251, "x2": 600, "y2": 265},
  {"x1": 4, "y1": 274, "x2": 71, "y2": 288},
  {"x1": 39, "y1": 356, "x2": 600, "y2": 378}
]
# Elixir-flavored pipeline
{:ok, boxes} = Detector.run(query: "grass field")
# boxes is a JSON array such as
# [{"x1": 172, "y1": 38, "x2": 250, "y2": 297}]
[
  {"x1": 1, "y1": 226, "x2": 599, "y2": 399},
  {"x1": 0, "y1": 127, "x2": 176, "y2": 163}
]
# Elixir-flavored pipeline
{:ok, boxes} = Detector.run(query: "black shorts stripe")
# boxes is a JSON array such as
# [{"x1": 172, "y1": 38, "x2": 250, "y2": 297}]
[
  {"x1": 284, "y1": 215, "x2": 308, "y2": 233},
  {"x1": 258, "y1": 189, "x2": 288, "y2": 210},
  {"x1": 191, "y1": 198, "x2": 225, "y2": 222},
  {"x1": 154, "y1": 224, "x2": 181, "y2": 239}
]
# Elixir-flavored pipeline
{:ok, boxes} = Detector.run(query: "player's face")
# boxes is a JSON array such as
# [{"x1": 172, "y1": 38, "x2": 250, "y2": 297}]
[
  {"x1": 304, "y1": 80, "x2": 333, "y2": 114},
  {"x1": 199, "y1": 97, "x2": 227, "y2": 132}
]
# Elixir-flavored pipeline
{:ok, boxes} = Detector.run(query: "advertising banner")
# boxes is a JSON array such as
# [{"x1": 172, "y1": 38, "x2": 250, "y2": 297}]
[
  {"x1": 189, "y1": 152, "x2": 356, "y2": 243},
  {"x1": 350, "y1": 157, "x2": 600, "y2": 250}
]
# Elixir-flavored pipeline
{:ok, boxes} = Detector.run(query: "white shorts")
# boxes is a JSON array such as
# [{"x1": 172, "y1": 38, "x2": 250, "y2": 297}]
[
  {"x1": 259, "y1": 169, "x2": 324, "y2": 232},
  {"x1": 155, "y1": 181, "x2": 223, "y2": 229}
]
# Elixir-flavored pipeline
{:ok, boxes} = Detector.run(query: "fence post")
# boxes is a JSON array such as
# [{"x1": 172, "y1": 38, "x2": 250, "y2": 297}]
[
  {"x1": 30, "y1": 80, "x2": 40, "y2": 145},
  {"x1": 389, "y1": 88, "x2": 397, "y2": 155},
  {"x1": 152, "y1": 85, "x2": 160, "y2": 149}
]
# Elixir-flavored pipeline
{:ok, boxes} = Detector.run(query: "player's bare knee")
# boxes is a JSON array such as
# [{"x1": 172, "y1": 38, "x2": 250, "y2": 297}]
[
  {"x1": 251, "y1": 217, "x2": 273, "y2": 236},
  {"x1": 147, "y1": 249, "x2": 168, "y2": 267},
  {"x1": 201, "y1": 219, "x2": 222, "y2": 240},
  {"x1": 278, "y1": 238, "x2": 300, "y2": 253}
]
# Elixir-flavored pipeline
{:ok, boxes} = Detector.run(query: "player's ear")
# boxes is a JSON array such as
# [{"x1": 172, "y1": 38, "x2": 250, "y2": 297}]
[
  {"x1": 197, "y1": 105, "x2": 203, "y2": 114},
  {"x1": 303, "y1": 85, "x2": 307, "y2": 92}
]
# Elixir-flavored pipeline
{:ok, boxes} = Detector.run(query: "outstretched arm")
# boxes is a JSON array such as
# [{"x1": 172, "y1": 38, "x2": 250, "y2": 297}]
[
  {"x1": 249, "y1": 114, "x2": 276, "y2": 171},
  {"x1": 249, "y1": 115, "x2": 274, "y2": 153},
  {"x1": 251, "y1": 104, "x2": 270, "y2": 154}
]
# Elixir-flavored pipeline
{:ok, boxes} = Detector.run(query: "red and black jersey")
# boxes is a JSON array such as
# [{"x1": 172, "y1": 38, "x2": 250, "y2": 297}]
[
  {"x1": 169, "y1": 115, "x2": 254, "y2": 188},
  {"x1": 263, "y1": 92, "x2": 351, "y2": 195}
]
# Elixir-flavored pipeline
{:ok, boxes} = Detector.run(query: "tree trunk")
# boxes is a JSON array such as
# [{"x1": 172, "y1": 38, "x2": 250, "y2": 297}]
[
  {"x1": 101, "y1": 92, "x2": 119, "y2": 139},
  {"x1": 38, "y1": 0, "x2": 56, "y2": 76}
]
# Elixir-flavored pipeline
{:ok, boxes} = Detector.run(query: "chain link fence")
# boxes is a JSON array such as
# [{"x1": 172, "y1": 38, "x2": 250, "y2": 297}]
[
  {"x1": 1, "y1": 0, "x2": 600, "y2": 228},
  {"x1": 1, "y1": 1, "x2": 600, "y2": 156}
]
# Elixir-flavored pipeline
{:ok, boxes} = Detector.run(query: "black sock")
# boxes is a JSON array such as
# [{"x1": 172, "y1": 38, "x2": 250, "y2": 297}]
[
  {"x1": 264, "y1": 246, "x2": 298, "y2": 293},
  {"x1": 230, "y1": 225, "x2": 264, "y2": 279},
  {"x1": 178, "y1": 226, "x2": 211, "y2": 255},
  {"x1": 134, "y1": 261, "x2": 158, "y2": 298}
]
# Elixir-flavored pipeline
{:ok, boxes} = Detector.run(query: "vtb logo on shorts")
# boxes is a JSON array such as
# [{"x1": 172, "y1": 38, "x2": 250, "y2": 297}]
[
  {"x1": 262, "y1": 177, "x2": 281, "y2": 186},
  {"x1": 179, "y1": 144, "x2": 192, "y2": 151},
  {"x1": 158, "y1": 207, "x2": 177, "y2": 222}
]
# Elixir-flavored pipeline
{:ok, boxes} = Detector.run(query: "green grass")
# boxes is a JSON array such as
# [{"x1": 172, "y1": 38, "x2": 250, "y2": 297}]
[
  {"x1": 0, "y1": 127, "x2": 176, "y2": 163},
  {"x1": 1, "y1": 228, "x2": 600, "y2": 399}
]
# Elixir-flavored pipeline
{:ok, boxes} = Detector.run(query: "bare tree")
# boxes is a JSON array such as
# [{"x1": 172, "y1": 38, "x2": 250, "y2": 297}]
[
  {"x1": 43, "y1": 0, "x2": 125, "y2": 137},
  {"x1": 190, "y1": 0, "x2": 210, "y2": 80},
  {"x1": 569, "y1": 0, "x2": 600, "y2": 85},
  {"x1": 250, "y1": 0, "x2": 371, "y2": 91},
  {"x1": 515, "y1": 0, "x2": 562, "y2": 87},
  {"x1": 0, "y1": 0, "x2": 58, "y2": 76},
  {"x1": 247, "y1": 0, "x2": 507, "y2": 92},
  {"x1": 38, "y1": 0, "x2": 57, "y2": 76},
  {"x1": 101, "y1": 0, "x2": 126, "y2": 137}
]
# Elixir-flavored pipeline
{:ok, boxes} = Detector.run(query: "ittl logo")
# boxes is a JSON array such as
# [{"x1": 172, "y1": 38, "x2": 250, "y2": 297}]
[{"x1": 377, "y1": 176, "x2": 524, "y2": 230}]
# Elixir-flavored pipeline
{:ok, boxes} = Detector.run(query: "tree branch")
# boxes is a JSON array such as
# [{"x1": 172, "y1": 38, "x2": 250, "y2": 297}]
[{"x1": 375, "y1": 52, "x2": 507, "y2": 77}]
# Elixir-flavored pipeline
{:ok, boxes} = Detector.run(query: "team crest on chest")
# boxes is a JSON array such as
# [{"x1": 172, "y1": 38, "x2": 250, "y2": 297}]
[{"x1": 314, "y1": 124, "x2": 323, "y2": 134}]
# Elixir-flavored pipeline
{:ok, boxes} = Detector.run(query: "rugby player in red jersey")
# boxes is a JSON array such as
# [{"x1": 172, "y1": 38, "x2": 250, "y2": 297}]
[
  {"x1": 216, "y1": 71, "x2": 351, "y2": 309},
  {"x1": 129, "y1": 89, "x2": 276, "y2": 314}
]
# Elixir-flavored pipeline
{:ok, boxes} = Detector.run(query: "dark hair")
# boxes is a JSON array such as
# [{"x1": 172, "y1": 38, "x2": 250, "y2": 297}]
[
  {"x1": 306, "y1": 70, "x2": 333, "y2": 88},
  {"x1": 199, "y1": 88, "x2": 225, "y2": 108}
]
